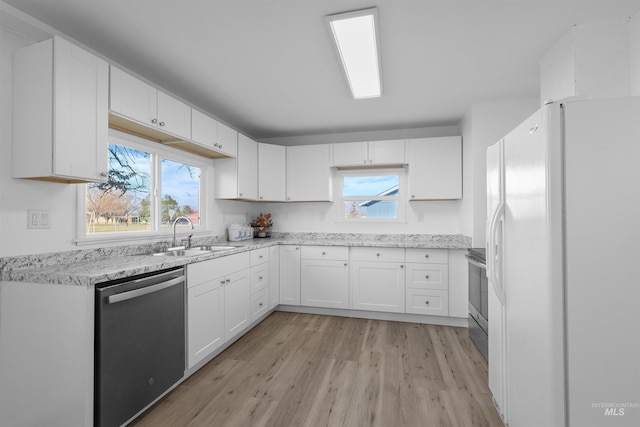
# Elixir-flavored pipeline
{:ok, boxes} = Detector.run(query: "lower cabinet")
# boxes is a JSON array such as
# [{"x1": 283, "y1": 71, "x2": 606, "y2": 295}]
[
  {"x1": 350, "y1": 247, "x2": 405, "y2": 313},
  {"x1": 405, "y1": 248, "x2": 449, "y2": 316},
  {"x1": 223, "y1": 269, "x2": 251, "y2": 341},
  {"x1": 187, "y1": 278, "x2": 225, "y2": 369},
  {"x1": 269, "y1": 246, "x2": 280, "y2": 308},
  {"x1": 279, "y1": 245, "x2": 301, "y2": 305},
  {"x1": 300, "y1": 246, "x2": 349, "y2": 309}
]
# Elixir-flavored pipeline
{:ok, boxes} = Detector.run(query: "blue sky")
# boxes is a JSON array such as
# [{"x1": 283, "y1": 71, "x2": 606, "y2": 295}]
[{"x1": 343, "y1": 175, "x2": 399, "y2": 197}]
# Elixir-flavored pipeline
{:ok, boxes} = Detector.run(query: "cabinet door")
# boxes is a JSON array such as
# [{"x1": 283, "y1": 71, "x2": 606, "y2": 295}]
[
  {"x1": 237, "y1": 134, "x2": 258, "y2": 200},
  {"x1": 224, "y1": 270, "x2": 251, "y2": 341},
  {"x1": 217, "y1": 121, "x2": 238, "y2": 157},
  {"x1": 157, "y1": 90, "x2": 191, "y2": 139},
  {"x1": 258, "y1": 143, "x2": 287, "y2": 201},
  {"x1": 279, "y1": 246, "x2": 301, "y2": 305},
  {"x1": 286, "y1": 145, "x2": 332, "y2": 201},
  {"x1": 187, "y1": 278, "x2": 225, "y2": 368},
  {"x1": 301, "y1": 259, "x2": 349, "y2": 309},
  {"x1": 333, "y1": 142, "x2": 367, "y2": 166},
  {"x1": 109, "y1": 65, "x2": 157, "y2": 127},
  {"x1": 351, "y1": 261, "x2": 405, "y2": 313},
  {"x1": 191, "y1": 109, "x2": 217, "y2": 150},
  {"x1": 269, "y1": 246, "x2": 280, "y2": 308},
  {"x1": 368, "y1": 140, "x2": 405, "y2": 165},
  {"x1": 54, "y1": 36, "x2": 109, "y2": 181},
  {"x1": 407, "y1": 136, "x2": 462, "y2": 200}
]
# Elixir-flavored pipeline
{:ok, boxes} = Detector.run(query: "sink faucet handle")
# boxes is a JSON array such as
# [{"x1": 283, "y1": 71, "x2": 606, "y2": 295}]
[{"x1": 187, "y1": 233, "x2": 193, "y2": 248}]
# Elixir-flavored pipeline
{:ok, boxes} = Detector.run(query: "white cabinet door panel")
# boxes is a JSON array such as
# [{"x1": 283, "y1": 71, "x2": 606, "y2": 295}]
[
  {"x1": 301, "y1": 259, "x2": 349, "y2": 309},
  {"x1": 224, "y1": 270, "x2": 251, "y2": 341},
  {"x1": 351, "y1": 261, "x2": 405, "y2": 313},
  {"x1": 187, "y1": 279, "x2": 225, "y2": 368}
]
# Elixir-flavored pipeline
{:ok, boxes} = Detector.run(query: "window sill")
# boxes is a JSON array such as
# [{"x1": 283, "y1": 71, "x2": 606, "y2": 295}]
[{"x1": 74, "y1": 229, "x2": 212, "y2": 246}]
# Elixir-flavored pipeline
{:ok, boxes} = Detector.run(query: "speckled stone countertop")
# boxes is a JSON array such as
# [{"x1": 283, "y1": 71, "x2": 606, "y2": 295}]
[{"x1": 0, "y1": 233, "x2": 471, "y2": 287}]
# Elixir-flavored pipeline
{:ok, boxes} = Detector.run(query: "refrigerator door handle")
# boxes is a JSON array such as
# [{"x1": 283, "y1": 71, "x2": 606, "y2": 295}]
[{"x1": 489, "y1": 201, "x2": 506, "y2": 305}]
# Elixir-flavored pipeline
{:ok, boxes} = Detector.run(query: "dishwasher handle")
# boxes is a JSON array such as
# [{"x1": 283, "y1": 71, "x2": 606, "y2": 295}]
[{"x1": 107, "y1": 276, "x2": 184, "y2": 304}]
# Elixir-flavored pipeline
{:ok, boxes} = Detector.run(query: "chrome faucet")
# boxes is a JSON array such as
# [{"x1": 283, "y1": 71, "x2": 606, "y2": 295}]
[{"x1": 172, "y1": 216, "x2": 194, "y2": 248}]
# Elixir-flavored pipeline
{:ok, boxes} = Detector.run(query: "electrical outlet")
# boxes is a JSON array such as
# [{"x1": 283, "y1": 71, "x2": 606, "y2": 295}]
[{"x1": 28, "y1": 210, "x2": 50, "y2": 229}]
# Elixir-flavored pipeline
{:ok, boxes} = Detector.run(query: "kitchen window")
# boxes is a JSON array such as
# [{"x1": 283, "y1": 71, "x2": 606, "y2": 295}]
[
  {"x1": 78, "y1": 130, "x2": 208, "y2": 243},
  {"x1": 336, "y1": 168, "x2": 406, "y2": 222}
]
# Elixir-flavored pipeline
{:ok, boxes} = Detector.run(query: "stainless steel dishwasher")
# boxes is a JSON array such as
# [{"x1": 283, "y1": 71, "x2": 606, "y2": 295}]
[{"x1": 95, "y1": 267, "x2": 186, "y2": 427}]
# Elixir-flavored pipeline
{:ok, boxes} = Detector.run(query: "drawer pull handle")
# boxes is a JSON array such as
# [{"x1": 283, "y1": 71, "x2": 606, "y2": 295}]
[
  {"x1": 400, "y1": 264, "x2": 404, "y2": 269},
  {"x1": 220, "y1": 280, "x2": 226, "y2": 285},
  {"x1": 425, "y1": 275, "x2": 430, "y2": 279},
  {"x1": 259, "y1": 255, "x2": 263, "y2": 258},
  {"x1": 259, "y1": 302, "x2": 263, "y2": 307},
  {"x1": 425, "y1": 300, "x2": 430, "y2": 305},
  {"x1": 425, "y1": 254, "x2": 429, "y2": 258},
  {"x1": 376, "y1": 253, "x2": 381, "y2": 257},
  {"x1": 226, "y1": 279, "x2": 231, "y2": 283},
  {"x1": 322, "y1": 252, "x2": 326, "y2": 255},
  {"x1": 344, "y1": 263, "x2": 348, "y2": 267},
  {"x1": 258, "y1": 276, "x2": 263, "y2": 280}
]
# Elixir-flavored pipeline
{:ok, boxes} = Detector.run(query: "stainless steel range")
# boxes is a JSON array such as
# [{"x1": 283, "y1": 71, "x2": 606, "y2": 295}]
[{"x1": 466, "y1": 248, "x2": 488, "y2": 360}]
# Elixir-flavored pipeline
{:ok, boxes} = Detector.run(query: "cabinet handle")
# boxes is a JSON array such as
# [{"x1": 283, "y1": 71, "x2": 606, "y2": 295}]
[
  {"x1": 259, "y1": 302, "x2": 263, "y2": 307},
  {"x1": 296, "y1": 247, "x2": 299, "y2": 250},
  {"x1": 322, "y1": 252, "x2": 326, "y2": 255},
  {"x1": 258, "y1": 276, "x2": 263, "y2": 280},
  {"x1": 363, "y1": 159, "x2": 367, "y2": 164},
  {"x1": 425, "y1": 254, "x2": 429, "y2": 258},
  {"x1": 159, "y1": 121, "x2": 166, "y2": 127},
  {"x1": 425, "y1": 300, "x2": 430, "y2": 305},
  {"x1": 214, "y1": 143, "x2": 219, "y2": 148},
  {"x1": 151, "y1": 118, "x2": 158, "y2": 124},
  {"x1": 220, "y1": 280, "x2": 225, "y2": 285},
  {"x1": 259, "y1": 255, "x2": 263, "y2": 258},
  {"x1": 226, "y1": 279, "x2": 231, "y2": 283},
  {"x1": 219, "y1": 144, "x2": 223, "y2": 149},
  {"x1": 344, "y1": 263, "x2": 347, "y2": 267},
  {"x1": 239, "y1": 193, "x2": 244, "y2": 196},
  {"x1": 425, "y1": 275, "x2": 430, "y2": 279},
  {"x1": 376, "y1": 253, "x2": 381, "y2": 257},
  {"x1": 400, "y1": 264, "x2": 404, "y2": 268},
  {"x1": 100, "y1": 172, "x2": 108, "y2": 177},
  {"x1": 411, "y1": 195, "x2": 415, "y2": 198},
  {"x1": 259, "y1": 196, "x2": 263, "y2": 200}
]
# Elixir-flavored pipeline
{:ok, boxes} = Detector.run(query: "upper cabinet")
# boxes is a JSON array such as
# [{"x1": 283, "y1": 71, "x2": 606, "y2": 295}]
[
  {"x1": 258, "y1": 143, "x2": 287, "y2": 202},
  {"x1": 214, "y1": 134, "x2": 257, "y2": 200},
  {"x1": 407, "y1": 136, "x2": 462, "y2": 200},
  {"x1": 191, "y1": 110, "x2": 238, "y2": 158},
  {"x1": 333, "y1": 140, "x2": 405, "y2": 167},
  {"x1": 109, "y1": 66, "x2": 190, "y2": 140},
  {"x1": 12, "y1": 36, "x2": 109, "y2": 183},
  {"x1": 286, "y1": 144, "x2": 333, "y2": 202}
]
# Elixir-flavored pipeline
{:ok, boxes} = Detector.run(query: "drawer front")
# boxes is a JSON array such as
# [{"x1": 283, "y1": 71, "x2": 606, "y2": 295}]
[
  {"x1": 350, "y1": 247, "x2": 405, "y2": 262},
  {"x1": 250, "y1": 264, "x2": 269, "y2": 293},
  {"x1": 250, "y1": 248, "x2": 269, "y2": 266},
  {"x1": 406, "y1": 264, "x2": 449, "y2": 290},
  {"x1": 301, "y1": 245, "x2": 349, "y2": 260},
  {"x1": 251, "y1": 288, "x2": 269, "y2": 321},
  {"x1": 405, "y1": 289, "x2": 449, "y2": 316},
  {"x1": 405, "y1": 248, "x2": 448, "y2": 264},
  {"x1": 188, "y1": 252, "x2": 250, "y2": 287}
]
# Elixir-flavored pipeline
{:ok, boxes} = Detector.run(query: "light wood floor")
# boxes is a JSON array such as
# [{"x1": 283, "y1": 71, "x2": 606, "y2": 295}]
[{"x1": 130, "y1": 312, "x2": 504, "y2": 427}]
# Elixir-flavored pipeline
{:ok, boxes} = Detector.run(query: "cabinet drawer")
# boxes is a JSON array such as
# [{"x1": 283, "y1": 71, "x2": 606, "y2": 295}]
[
  {"x1": 251, "y1": 288, "x2": 269, "y2": 321},
  {"x1": 350, "y1": 247, "x2": 404, "y2": 262},
  {"x1": 406, "y1": 264, "x2": 449, "y2": 290},
  {"x1": 251, "y1": 248, "x2": 269, "y2": 266},
  {"x1": 187, "y1": 252, "x2": 250, "y2": 287},
  {"x1": 405, "y1": 248, "x2": 448, "y2": 264},
  {"x1": 301, "y1": 245, "x2": 349, "y2": 260},
  {"x1": 405, "y1": 289, "x2": 449, "y2": 316},
  {"x1": 251, "y1": 264, "x2": 269, "y2": 294}
]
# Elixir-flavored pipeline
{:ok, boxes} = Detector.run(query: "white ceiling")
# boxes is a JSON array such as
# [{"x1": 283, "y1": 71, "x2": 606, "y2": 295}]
[{"x1": 3, "y1": 0, "x2": 640, "y2": 140}]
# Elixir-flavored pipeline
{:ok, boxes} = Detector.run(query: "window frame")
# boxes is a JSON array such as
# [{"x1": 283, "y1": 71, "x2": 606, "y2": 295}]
[
  {"x1": 334, "y1": 167, "x2": 407, "y2": 223},
  {"x1": 75, "y1": 129, "x2": 211, "y2": 245}
]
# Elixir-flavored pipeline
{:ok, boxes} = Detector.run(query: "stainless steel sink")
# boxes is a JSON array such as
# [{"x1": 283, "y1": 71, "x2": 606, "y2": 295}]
[{"x1": 151, "y1": 245, "x2": 238, "y2": 257}]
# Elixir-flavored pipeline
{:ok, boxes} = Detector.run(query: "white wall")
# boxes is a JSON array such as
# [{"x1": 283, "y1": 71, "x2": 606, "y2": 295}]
[
  {"x1": 460, "y1": 98, "x2": 539, "y2": 247},
  {"x1": 630, "y1": 9, "x2": 640, "y2": 95}
]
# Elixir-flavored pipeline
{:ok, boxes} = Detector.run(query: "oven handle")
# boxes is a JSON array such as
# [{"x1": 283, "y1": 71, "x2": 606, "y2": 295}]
[
  {"x1": 464, "y1": 254, "x2": 486, "y2": 269},
  {"x1": 106, "y1": 276, "x2": 184, "y2": 304}
]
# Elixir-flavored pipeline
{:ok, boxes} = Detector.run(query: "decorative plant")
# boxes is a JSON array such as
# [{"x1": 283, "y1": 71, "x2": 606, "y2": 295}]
[{"x1": 252, "y1": 213, "x2": 272, "y2": 231}]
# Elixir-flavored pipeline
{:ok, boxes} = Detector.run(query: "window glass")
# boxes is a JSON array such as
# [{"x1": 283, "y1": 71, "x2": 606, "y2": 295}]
[
  {"x1": 340, "y1": 172, "x2": 402, "y2": 220},
  {"x1": 161, "y1": 159, "x2": 201, "y2": 227},
  {"x1": 86, "y1": 144, "x2": 151, "y2": 234}
]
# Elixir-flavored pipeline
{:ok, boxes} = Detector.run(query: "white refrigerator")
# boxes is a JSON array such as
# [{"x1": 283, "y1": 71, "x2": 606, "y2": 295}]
[{"x1": 486, "y1": 96, "x2": 640, "y2": 427}]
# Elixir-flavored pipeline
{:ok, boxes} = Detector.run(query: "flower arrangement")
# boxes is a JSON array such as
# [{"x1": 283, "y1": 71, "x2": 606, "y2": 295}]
[{"x1": 251, "y1": 213, "x2": 272, "y2": 237}]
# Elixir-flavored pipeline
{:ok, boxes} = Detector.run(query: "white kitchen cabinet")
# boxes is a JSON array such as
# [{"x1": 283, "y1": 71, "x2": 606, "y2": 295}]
[
  {"x1": 279, "y1": 245, "x2": 301, "y2": 305},
  {"x1": 250, "y1": 247, "x2": 269, "y2": 294},
  {"x1": 216, "y1": 122, "x2": 239, "y2": 158},
  {"x1": 269, "y1": 246, "x2": 280, "y2": 308},
  {"x1": 350, "y1": 247, "x2": 405, "y2": 313},
  {"x1": 214, "y1": 133, "x2": 258, "y2": 200},
  {"x1": 109, "y1": 66, "x2": 191, "y2": 140},
  {"x1": 300, "y1": 246, "x2": 349, "y2": 309},
  {"x1": 191, "y1": 109, "x2": 217, "y2": 150},
  {"x1": 223, "y1": 269, "x2": 251, "y2": 341},
  {"x1": 447, "y1": 250, "x2": 469, "y2": 318},
  {"x1": 190, "y1": 110, "x2": 238, "y2": 158},
  {"x1": 332, "y1": 140, "x2": 405, "y2": 167},
  {"x1": 250, "y1": 288, "x2": 269, "y2": 321},
  {"x1": 407, "y1": 136, "x2": 462, "y2": 200},
  {"x1": 187, "y1": 276, "x2": 224, "y2": 369},
  {"x1": 286, "y1": 144, "x2": 333, "y2": 201},
  {"x1": 12, "y1": 35, "x2": 109, "y2": 183},
  {"x1": 258, "y1": 143, "x2": 287, "y2": 201},
  {"x1": 405, "y1": 248, "x2": 449, "y2": 316}
]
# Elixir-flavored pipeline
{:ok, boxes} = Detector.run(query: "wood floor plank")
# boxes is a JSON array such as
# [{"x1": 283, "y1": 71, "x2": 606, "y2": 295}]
[{"x1": 129, "y1": 312, "x2": 504, "y2": 427}]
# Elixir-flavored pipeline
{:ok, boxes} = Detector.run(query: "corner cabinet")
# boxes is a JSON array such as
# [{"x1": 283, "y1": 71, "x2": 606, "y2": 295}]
[
  {"x1": 286, "y1": 144, "x2": 333, "y2": 201},
  {"x1": 407, "y1": 136, "x2": 462, "y2": 200},
  {"x1": 214, "y1": 134, "x2": 257, "y2": 200},
  {"x1": 12, "y1": 36, "x2": 109, "y2": 183}
]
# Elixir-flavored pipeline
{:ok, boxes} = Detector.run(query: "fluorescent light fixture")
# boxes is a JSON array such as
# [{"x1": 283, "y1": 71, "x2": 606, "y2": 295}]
[{"x1": 326, "y1": 8, "x2": 382, "y2": 99}]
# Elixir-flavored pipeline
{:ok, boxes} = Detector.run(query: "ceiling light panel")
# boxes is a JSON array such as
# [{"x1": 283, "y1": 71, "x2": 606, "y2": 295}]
[{"x1": 326, "y1": 8, "x2": 382, "y2": 99}]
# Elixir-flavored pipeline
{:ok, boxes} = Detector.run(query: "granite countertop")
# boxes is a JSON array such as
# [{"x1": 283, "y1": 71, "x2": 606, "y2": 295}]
[{"x1": 0, "y1": 233, "x2": 471, "y2": 287}]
